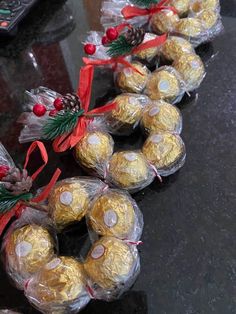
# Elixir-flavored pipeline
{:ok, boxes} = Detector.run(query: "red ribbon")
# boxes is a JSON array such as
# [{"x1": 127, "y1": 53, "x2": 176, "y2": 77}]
[
  {"x1": 0, "y1": 141, "x2": 61, "y2": 236},
  {"x1": 121, "y1": 0, "x2": 178, "y2": 20},
  {"x1": 53, "y1": 65, "x2": 117, "y2": 153}
]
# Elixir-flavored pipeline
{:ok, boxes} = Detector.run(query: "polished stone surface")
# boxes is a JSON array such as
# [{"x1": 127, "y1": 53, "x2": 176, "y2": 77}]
[{"x1": 0, "y1": 1, "x2": 235, "y2": 313}]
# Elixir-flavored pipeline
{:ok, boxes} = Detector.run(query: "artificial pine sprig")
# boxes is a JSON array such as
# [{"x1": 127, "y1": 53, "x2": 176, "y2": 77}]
[
  {"x1": 107, "y1": 35, "x2": 134, "y2": 58},
  {"x1": 0, "y1": 185, "x2": 32, "y2": 214},
  {"x1": 43, "y1": 109, "x2": 84, "y2": 141},
  {"x1": 131, "y1": 0, "x2": 158, "y2": 7}
]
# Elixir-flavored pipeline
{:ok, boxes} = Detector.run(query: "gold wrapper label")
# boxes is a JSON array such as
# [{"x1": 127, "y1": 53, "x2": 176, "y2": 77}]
[
  {"x1": 124, "y1": 152, "x2": 137, "y2": 162},
  {"x1": 123, "y1": 68, "x2": 133, "y2": 77},
  {"x1": 46, "y1": 258, "x2": 61, "y2": 270},
  {"x1": 158, "y1": 80, "x2": 170, "y2": 92},
  {"x1": 87, "y1": 134, "x2": 101, "y2": 145},
  {"x1": 150, "y1": 134, "x2": 163, "y2": 143},
  {"x1": 15, "y1": 241, "x2": 32, "y2": 257},
  {"x1": 149, "y1": 107, "x2": 160, "y2": 117},
  {"x1": 91, "y1": 245, "x2": 105, "y2": 259},
  {"x1": 60, "y1": 191, "x2": 73, "y2": 206},
  {"x1": 104, "y1": 210, "x2": 118, "y2": 228}
]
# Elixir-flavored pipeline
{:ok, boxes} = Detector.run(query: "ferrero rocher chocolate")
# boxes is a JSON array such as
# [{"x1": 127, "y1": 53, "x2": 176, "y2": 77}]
[
  {"x1": 48, "y1": 180, "x2": 89, "y2": 230},
  {"x1": 161, "y1": 36, "x2": 194, "y2": 62},
  {"x1": 175, "y1": 17, "x2": 205, "y2": 38},
  {"x1": 142, "y1": 100, "x2": 182, "y2": 135},
  {"x1": 134, "y1": 33, "x2": 159, "y2": 61},
  {"x1": 108, "y1": 151, "x2": 151, "y2": 191},
  {"x1": 197, "y1": 9, "x2": 218, "y2": 29},
  {"x1": 190, "y1": 0, "x2": 219, "y2": 13},
  {"x1": 142, "y1": 132, "x2": 185, "y2": 175},
  {"x1": 26, "y1": 256, "x2": 90, "y2": 311},
  {"x1": 169, "y1": 0, "x2": 190, "y2": 16},
  {"x1": 150, "y1": 10, "x2": 179, "y2": 34},
  {"x1": 173, "y1": 53, "x2": 205, "y2": 91},
  {"x1": 75, "y1": 131, "x2": 114, "y2": 174},
  {"x1": 88, "y1": 190, "x2": 137, "y2": 240},
  {"x1": 116, "y1": 62, "x2": 149, "y2": 94},
  {"x1": 5, "y1": 224, "x2": 54, "y2": 285},
  {"x1": 145, "y1": 67, "x2": 183, "y2": 103},
  {"x1": 84, "y1": 237, "x2": 139, "y2": 292}
]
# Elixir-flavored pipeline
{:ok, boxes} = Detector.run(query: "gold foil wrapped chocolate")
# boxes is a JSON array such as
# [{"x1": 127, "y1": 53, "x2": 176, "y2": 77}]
[
  {"x1": 173, "y1": 53, "x2": 205, "y2": 91},
  {"x1": 75, "y1": 130, "x2": 114, "y2": 175},
  {"x1": 84, "y1": 236, "x2": 140, "y2": 300},
  {"x1": 161, "y1": 36, "x2": 194, "y2": 62},
  {"x1": 134, "y1": 33, "x2": 159, "y2": 62},
  {"x1": 4, "y1": 224, "x2": 55, "y2": 288},
  {"x1": 88, "y1": 189, "x2": 143, "y2": 241},
  {"x1": 145, "y1": 66, "x2": 185, "y2": 104},
  {"x1": 25, "y1": 256, "x2": 90, "y2": 313},
  {"x1": 196, "y1": 9, "x2": 218, "y2": 29},
  {"x1": 105, "y1": 93, "x2": 150, "y2": 135},
  {"x1": 150, "y1": 10, "x2": 179, "y2": 34},
  {"x1": 169, "y1": 0, "x2": 191, "y2": 16},
  {"x1": 142, "y1": 132, "x2": 186, "y2": 176},
  {"x1": 107, "y1": 151, "x2": 155, "y2": 192},
  {"x1": 175, "y1": 17, "x2": 205, "y2": 38},
  {"x1": 116, "y1": 62, "x2": 150, "y2": 93},
  {"x1": 190, "y1": 0, "x2": 220, "y2": 13},
  {"x1": 142, "y1": 100, "x2": 182, "y2": 135}
]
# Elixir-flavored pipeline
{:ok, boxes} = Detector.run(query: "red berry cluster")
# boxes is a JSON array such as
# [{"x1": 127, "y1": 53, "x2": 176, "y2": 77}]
[
  {"x1": 32, "y1": 98, "x2": 64, "y2": 117},
  {"x1": 84, "y1": 27, "x2": 119, "y2": 56}
]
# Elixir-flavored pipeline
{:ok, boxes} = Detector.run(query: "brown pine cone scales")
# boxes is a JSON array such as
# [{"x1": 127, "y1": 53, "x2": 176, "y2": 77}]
[
  {"x1": 125, "y1": 27, "x2": 145, "y2": 46},
  {"x1": 2, "y1": 168, "x2": 32, "y2": 195},
  {"x1": 62, "y1": 93, "x2": 81, "y2": 112}
]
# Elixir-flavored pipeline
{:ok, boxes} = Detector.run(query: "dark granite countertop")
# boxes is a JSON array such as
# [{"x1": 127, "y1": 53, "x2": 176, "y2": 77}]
[{"x1": 0, "y1": 1, "x2": 235, "y2": 313}]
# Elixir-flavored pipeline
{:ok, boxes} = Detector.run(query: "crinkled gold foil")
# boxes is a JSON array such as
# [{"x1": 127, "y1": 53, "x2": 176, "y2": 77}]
[
  {"x1": 48, "y1": 181, "x2": 89, "y2": 230},
  {"x1": 175, "y1": 18, "x2": 204, "y2": 37},
  {"x1": 170, "y1": 0, "x2": 191, "y2": 16},
  {"x1": 191, "y1": 0, "x2": 219, "y2": 13},
  {"x1": 84, "y1": 237, "x2": 135, "y2": 290},
  {"x1": 135, "y1": 33, "x2": 159, "y2": 61},
  {"x1": 142, "y1": 132, "x2": 184, "y2": 169},
  {"x1": 145, "y1": 68, "x2": 181, "y2": 102},
  {"x1": 108, "y1": 151, "x2": 149, "y2": 189},
  {"x1": 142, "y1": 100, "x2": 182, "y2": 134},
  {"x1": 173, "y1": 53, "x2": 205, "y2": 91},
  {"x1": 197, "y1": 9, "x2": 218, "y2": 29},
  {"x1": 151, "y1": 10, "x2": 179, "y2": 34},
  {"x1": 116, "y1": 62, "x2": 149, "y2": 93},
  {"x1": 5, "y1": 224, "x2": 54, "y2": 275},
  {"x1": 29, "y1": 256, "x2": 86, "y2": 304},
  {"x1": 161, "y1": 36, "x2": 194, "y2": 62},
  {"x1": 88, "y1": 190, "x2": 135, "y2": 239},
  {"x1": 75, "y1": 131, "x2": 114, "y2": 172}
]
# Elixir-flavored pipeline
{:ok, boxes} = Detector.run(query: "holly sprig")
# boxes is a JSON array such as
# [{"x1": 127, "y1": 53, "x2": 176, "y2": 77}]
[
  {"x1": 42, "y1": 109, "x2": 84, "y2": 141},
  {"x1": 0, "y1": 186, "x2": 33, "y2": 214},
  {"x1": 107, "y1": 35, "x2": 134, "y2": 58}
]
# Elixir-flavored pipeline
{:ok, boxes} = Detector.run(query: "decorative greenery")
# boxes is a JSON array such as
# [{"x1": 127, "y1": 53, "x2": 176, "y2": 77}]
[
  {"x1": 43, "y1": 110, "x2": 84, "y2": 141},
  {"x1": 0, "y1": 186, "x2": 33, "y2": 214},
  {"x1": 131, "y1": 0, "x2": 158, "y2": 6},
  {"x1": 107, "y1": 35, "x2": 133, "y2": 58}
]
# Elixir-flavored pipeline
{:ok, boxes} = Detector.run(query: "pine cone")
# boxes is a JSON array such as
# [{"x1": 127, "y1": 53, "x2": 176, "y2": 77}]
[
  {"x1": 1, "y1": 168, "x2": 32, "y2": 195},
  {"x1": 125, "y1": 27, "x2": 145, "y2": 46},
  {"x1": 62, "y1": 93, "x2": 81, "y2": 112}
]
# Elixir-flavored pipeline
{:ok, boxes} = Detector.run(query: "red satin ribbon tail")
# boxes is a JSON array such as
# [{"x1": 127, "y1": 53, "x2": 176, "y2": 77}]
[
  {"x1": 132, "y1": 33, "x2": 167, "y2": 54},
  {"x1": 53, "y1": 132, "x2": 73, "y2": 153},
  {"x1": 87, "y1": 102, "x2": 117, "y2": 115},
  {"x1": 78, "y1": 65, "x2": 94, "y2": 112},
  {"x1": 121, "y1": 6, "x2": 149, "y2": 19},
  {"x1": 0, "y1": 205, "x2": 21, "y2": 236}
]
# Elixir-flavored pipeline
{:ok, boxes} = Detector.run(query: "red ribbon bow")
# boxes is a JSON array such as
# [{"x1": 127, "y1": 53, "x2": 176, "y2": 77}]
[
  {"x1": 0, "y1": 141, "x2": 61, "y2": 236},
  {"x1": 121, "y1": 0, "x2": 178, "y2": 20},
  {"x1": 53, "y1": 65, "x2": 117, "y2": 153}
]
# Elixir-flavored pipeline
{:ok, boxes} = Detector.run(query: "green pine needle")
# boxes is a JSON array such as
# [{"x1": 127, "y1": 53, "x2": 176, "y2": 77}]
[
  {"x1": 131, "y1": 0, "x2": 158, "y2": 7},
  {"x1": 107, "y1": 35, "x2": 134, "y2": 58},
  {"x1": 0, "y1": 186, "x2": 33, "y2": 214},
  {"x1": 43, "y1": 110, "x2": 84, "y2": 141}
]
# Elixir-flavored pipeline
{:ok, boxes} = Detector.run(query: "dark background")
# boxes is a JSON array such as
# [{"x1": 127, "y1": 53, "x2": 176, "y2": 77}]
[{"x1": 0, "y1": 0, "x2": 235, "y2": 313}]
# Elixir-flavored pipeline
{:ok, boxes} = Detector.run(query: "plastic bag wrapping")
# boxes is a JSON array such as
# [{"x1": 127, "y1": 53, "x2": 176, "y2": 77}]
[
  {"x1": 101, "y1": 0, "x2": 148, "y2": 29},
  {"x1": 2, "y1": 208, "x2": 58, "y2": 290},
  {"x1": 104, "y1": 93, "x2": 151, "y2": 136},
  {"x1": 142, "y1": 131, "x2": 186, "y2": 176},
  {"x1": 84, "y1": 236, "x2": 140, "y2": 301},
  {"x1": 0, "y1": 143, "x2": 15, "y2": 171},
  {"x1": 116, "y1": 61, "x2": 150, "y2": 94},
  {"x1": 190, "y1": 0, "x2": 220, "y2": 14},
  {"x1": 83, "y1": 31, "x2": 109, "y2": 60},
  {"x1": 150, "y1": 9, "x2": 180, "y2": 34},
  {"x1": 47, "y1": 177, "x2": 107, "y2": 231},
  {"x1": 169, "y1": 0, "x2": 191, "y2": 17},
  {"x1": 86, "y1": 188, "x2": 143, "y2": 242},
  {"x1": 106, "y1": 150, "x2": 156, "y2": 193},
  {"x1": 133, "y1": 32, "x2": 160, "y2": 64},
  {"x1": 18, "y1": 87, "x2": 61, "y2": 143},
  {"x1": 141, "y1": 100, "x2": 183, "y2": 135},
  {"x1": 173, "y1": 52, "x2": 206, "y2": 92},
  {"x1": 0, "y1": 311, "x2": 22, "y2": 314},
  {"x1": 75, "y1": 128, "x2": 114, "y2": 178},
  {"x1": 24, "y1": 256, "x2": 91, "y2": 314},
  {"x1": 144, "y1": 66, "x2": 186, "y2": 104}
]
